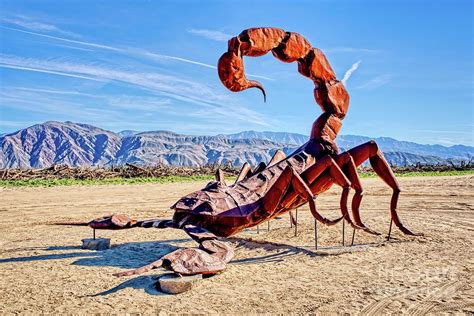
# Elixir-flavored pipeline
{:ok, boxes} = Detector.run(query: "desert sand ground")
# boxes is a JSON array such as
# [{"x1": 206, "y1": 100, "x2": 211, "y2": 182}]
[{"x1": 0, "y1": 175, "x2": 473, "y2": 314}]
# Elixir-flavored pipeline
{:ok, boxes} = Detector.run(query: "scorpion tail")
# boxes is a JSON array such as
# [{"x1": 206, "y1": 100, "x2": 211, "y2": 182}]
[
  {"x1": 217, "y1": 27, "x2": 347, "y2": 114},
  {"x1": 50, "y1": 221, "x2": 89, "y2": 226},
  {"x1": 50, "y1": 215, "x2": 137, "y2": 229},
  {"x1": 56, "y1": 215, "x2": 177, "y2": 230}
]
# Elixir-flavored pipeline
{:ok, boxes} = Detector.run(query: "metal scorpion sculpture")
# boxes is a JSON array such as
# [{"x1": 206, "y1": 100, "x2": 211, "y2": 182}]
[{"x1": 86, "y1": 27, "x2": 420, "y2": 277}]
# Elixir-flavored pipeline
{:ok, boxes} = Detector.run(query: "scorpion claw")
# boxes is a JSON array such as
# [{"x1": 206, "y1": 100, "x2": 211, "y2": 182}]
[
  {"x1": 113, "y1": 226, "x2": 235, "y2": 278},
  {"x1": 113, "y1": 247, "x2": 232, "y2": 278}
]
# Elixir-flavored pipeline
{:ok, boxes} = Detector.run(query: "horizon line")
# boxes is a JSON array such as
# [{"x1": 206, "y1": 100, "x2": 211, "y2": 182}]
[{"x1": 0, "y1": 120, "x2": 472, "y2": 148}]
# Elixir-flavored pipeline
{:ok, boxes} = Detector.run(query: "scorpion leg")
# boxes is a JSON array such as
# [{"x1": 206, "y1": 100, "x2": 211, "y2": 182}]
[
  {"x1": 268, "y1": 149, "x2": 286, "y2": 167},
  {"x1": 250, "y1": 161, "x2": 267, "y2": 176},
  {"x1": 114, "y1": 225, "x2": 234, "y2": 277},
  {"x1": 348, "y1": 141, "x2": 421, "y2": 236},
  {"x1": 335, "y1": 152, "x2": 381, "y2": 235},
  {"x1": 301, "y1": 155, "x2": 353, "y2": 225},
  {"x1": 234, "y1": 162, "x2": 252, "y2": 184},
  {"x1": 246, "y1": 149, "x2": 284, "y2": 179},
  {"x1": 264, "y1": 165, "x2": 342, "y2": 225},
  {"x1": 215, "y1": 168, "x2": 227, "y2": 185},
  {"x1": 278, "y1": 155, "x2": 352, "y2": 223},
  {"x1": 265, "y1": 149, "x2": 297, "y2": 225}
]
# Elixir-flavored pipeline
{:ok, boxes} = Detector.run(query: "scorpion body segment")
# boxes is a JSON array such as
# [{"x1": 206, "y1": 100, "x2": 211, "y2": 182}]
[{"x1": 171, "y1": 151, "x2": 317, "y2": 237}]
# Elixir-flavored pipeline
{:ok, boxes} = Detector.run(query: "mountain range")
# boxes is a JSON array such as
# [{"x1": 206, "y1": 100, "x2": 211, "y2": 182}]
[{"x1": 0, "y1": 121, "x2": 472, "y2": 169}]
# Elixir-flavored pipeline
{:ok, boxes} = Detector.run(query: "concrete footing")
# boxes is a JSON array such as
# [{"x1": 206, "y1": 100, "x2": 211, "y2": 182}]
[{"x1": 81, "y1": 238, "x2": 110, "y2": 250}]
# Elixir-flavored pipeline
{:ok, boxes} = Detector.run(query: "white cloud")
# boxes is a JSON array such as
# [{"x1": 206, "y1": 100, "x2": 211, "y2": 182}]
[
  {"x1": 0, "y1": 91, "x2": 121, "y2": 121},
  {"x1": 0, "y1": 26, "x2": 120, "y2": 51},
  {"x1": 136, "y1": 49, "x2": 274, "y2": 81},
  {"x1": 1, "y1": 26, "x2": 273, "y2": 81},
  {"x1": 0, "y1": 85, "x2": 275, "y2": 133},
  {"x1": 323, "y1": 47, "x2": 380, "y2": 54},
  {"x1": 50, "y1": 44, "x2": 95, "y2": 52},
  {"x1": 356, "y1": 74, "x2": 392, "y2": 90},
  {"x1": 1, "y1": 14, "x2": 82, "y2": 38},
  {"x1": 341, "y1": 60, "x2": 361, "y2": 84},
  {"x1": 187, "y1": 28, "x2": 231, "y2": 42},
  {"x1": 9, "y1": 87, "x2": 88, "y2": 95},
  {"x1": 0, "y1": 64, "x2": 105, "y2": 81},
  {"x1": 0, "y1": 55, "x2": 271, "y2": 127},
  {"x1": 0, "y1": 55, "x2": 219, "y2": 101},
  {"x1": 1, "y1": 86, "x2": 172, "y2": 113}
]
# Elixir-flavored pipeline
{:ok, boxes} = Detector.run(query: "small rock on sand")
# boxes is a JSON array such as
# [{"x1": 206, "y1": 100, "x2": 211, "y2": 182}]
[{"x1": 157, "y1": 273, "x2": 203, "y2": 294}]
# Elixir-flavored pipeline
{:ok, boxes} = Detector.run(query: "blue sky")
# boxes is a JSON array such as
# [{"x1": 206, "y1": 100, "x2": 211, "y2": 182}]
[{"x1": 0, "y1": 0, "x2": 472, "y2": 145}]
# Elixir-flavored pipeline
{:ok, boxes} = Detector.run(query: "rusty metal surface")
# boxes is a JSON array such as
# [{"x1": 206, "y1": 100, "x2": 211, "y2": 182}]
[{"x1": 84, "y1": 27, "x2": 420, "y2": 279}]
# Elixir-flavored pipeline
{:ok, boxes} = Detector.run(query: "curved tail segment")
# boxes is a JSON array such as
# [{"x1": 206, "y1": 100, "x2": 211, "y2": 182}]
[{"x1": 218, "y1": 27, "x2": 350, "y2": 154}]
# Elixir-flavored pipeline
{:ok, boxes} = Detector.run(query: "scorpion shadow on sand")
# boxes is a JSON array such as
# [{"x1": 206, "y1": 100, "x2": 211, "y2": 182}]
[
  {"x1": 0, "y1": 239, "x2": 187, "y2": 296},
  {"x1": 0, "y1": 239, "x2": 188, "y2": 269},
  {"x1": 0, "y1": 235, "x2": 406, "y2": 296},
  {"x1": 89, "y1": 275, "x2": 167, "y2": 297},
  {"x1": 0, "y1": 235, "x2": 401, "y2": 268}
]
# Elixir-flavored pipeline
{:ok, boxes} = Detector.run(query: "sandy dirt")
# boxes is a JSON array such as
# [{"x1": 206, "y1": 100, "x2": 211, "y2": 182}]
[{"x1": 0, "y1": 175, "x2": 473, "y2": 314}]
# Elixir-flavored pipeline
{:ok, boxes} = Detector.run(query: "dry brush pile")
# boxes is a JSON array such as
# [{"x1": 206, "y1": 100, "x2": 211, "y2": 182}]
[
  {"x1": 1, "y1": 162, "x2": 472, "y2": 181},
  {"x1": 0, "y1": 163, "x2": 240, "y2": 181},
  {"x1": 366, "y1": 160, "x2": 474, "y2": 174}
]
